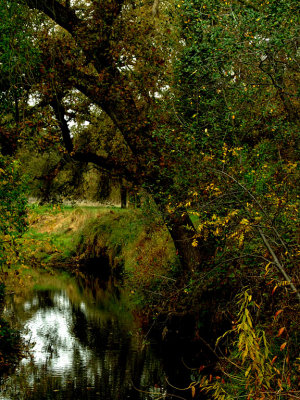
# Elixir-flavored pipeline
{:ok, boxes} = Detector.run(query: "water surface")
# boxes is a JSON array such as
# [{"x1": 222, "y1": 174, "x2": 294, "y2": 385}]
[{"x1": 0, "y1": 275, "x2": 169, "y2": 400}]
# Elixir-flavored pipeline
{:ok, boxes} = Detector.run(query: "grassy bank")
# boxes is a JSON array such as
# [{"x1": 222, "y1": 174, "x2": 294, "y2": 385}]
[{"x1": 12, "y1": 204, "x2": 179, "y2": 310}]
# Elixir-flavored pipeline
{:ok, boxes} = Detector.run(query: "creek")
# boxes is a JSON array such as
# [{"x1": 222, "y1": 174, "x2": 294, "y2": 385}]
[{"x1": 0, "y1": 272, "x2": 206, "y2": 400}]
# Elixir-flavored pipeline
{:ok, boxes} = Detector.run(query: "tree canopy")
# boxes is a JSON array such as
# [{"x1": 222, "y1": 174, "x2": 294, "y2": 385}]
[
  {"x1": 0, "y1": 0, "x2": 299, "y2": 277},
  {"x1": 0, "y1": 0, "x2": 299, "y2": 396}
]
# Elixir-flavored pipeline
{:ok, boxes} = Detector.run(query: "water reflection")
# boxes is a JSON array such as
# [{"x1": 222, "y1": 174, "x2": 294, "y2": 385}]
[{"x1": 0, "y1": 279, "x2": 168, "y2": 400}]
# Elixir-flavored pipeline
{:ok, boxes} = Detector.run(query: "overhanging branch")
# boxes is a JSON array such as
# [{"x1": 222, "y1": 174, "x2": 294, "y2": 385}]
[
  {"x1": 49, "y1": 95, "x2": 139, "y2": 183},
  {"x1": 23, "y1": 0, "x2": 81, "y2": 34}
]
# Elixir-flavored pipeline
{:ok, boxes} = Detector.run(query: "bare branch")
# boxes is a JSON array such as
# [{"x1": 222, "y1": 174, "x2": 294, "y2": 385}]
[{"x1": 258, "y1": 227, "x2": 300, "y2": 302}]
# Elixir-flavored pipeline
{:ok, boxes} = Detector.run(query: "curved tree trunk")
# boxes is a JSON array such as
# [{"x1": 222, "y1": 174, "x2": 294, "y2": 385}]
[{"x1": 156, "y1": 203, "x2": 214, "y2": 272}]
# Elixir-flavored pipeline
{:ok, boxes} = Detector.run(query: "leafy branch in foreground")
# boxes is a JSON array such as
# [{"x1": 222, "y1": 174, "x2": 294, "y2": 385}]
[{"x1": 176, "y1": 289, "x2": 299, "y2": 399}]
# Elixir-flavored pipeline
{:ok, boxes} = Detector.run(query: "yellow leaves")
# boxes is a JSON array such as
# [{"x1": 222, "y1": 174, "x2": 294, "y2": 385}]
[
  {"x1": 230, "y1": 290, "x2": 276, "y2": 389},
  {"x1": 230, "y1": 209, "x2": 239, "y2": 217},
  {"x1": 238, "y1": 232, "x2": 244, "y2": 248},
  {"x1": 204, "y1": 183, "x2": 222, "y2": 196},
  {"x1": 284, "y1": 161, "x2": 298, "y2": 173},
  {"x1": 254, "y1": 214, "x2": 262, "y2": 222},
  {"x1": 225, "y1": 145, "x2": 243, "y2": 157},
  {"x1": 272, "y1": 285, "x2": 278, "y2": 295},
  {"x1": 2, "y1": 234, "x2": 12, "y2": 242},
  {"x1": 240, "y1": 218, "x2": 249, "y2": 225},
  {"x1": 166, "y1": 204, "x2": 174, "y2": 214},
  {"x1": 201, "y1": 285, "x2": 294, "y2": 397},
  {"x1": 197, "y1": 223, "x2": 204, "y2": 233},
  {"x1": 202, "y1": 154, "x2": 215, "y2": 162},
  {"x1": 278, "y1": 280, "x2": 290, "y2": 287},
  {"x1": 192, "y1": 239, "x2": 198, "y2": 247},
  {"x1": 265, "y1": 262, "x2": 272, "y2": 275},
  {"x1": 271, "y1": 355, "x2": 278, "y2": 365},
  {"x1": 245, "y1": 365, "x2": 251, "y2": 377},
  {"x1": 195, "y1": 208, "x2": 243, "y2": 240},
  {"x1": 214, "y1": 227, "x2": 221, "y2": 236},
  {"x1": 191, "y1": 386, "x2": 196, "y2": 397}
]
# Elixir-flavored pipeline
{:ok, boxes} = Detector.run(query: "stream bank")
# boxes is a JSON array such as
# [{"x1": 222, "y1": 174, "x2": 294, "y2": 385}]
[{"x1": 19, "y1": 205, "x2": 230, "y2": 343}]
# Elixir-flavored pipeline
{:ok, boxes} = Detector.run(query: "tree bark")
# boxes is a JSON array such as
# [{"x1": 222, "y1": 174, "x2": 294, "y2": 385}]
[
  {"x1": 120, "y1": 180, "x2": 127, "y2": 209},
  {"x1": 155, "y1": 201, "x2": 213, "y2": 272}
]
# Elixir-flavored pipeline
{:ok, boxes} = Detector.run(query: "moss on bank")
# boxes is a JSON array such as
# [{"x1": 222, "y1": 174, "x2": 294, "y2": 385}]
[{"x1": 15, "y1": 204, "x2": 179, "y2": 311}]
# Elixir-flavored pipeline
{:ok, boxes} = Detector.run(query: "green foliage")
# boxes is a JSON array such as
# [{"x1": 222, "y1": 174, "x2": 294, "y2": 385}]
[
  {"x1": 0, "y1": 0, "x2": 40, "y2": 127},
  {"x1": 0, "y1": 0, "x2": 298, "y2": 392},
  {"x1": 165, "y1": 2, "x2": 300, "y2": 396},
  {"x1": 0, "y1": 0, "x2": 39, "y2": 83},
  {"x1": 171, "y1": 0, "x2": 299, "y2": 285},
  {"x1": 0, "y1": 155, "x2": 28, "y2": 273}
]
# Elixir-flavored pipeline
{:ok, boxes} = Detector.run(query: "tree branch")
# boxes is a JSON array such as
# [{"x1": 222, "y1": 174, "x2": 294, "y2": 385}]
[
  {"x1": 21, "y1": 0, "x2": 157, "y2": 168},
  {"x1": 23, "y1": 0, "x2": 124, "y2": 72},
  {"x1": 49, "y1": 95, "x2": 140, "y2": 183},
  {"x1": 24, "y1": 0, "x2": 81, "y2": 34},
  {"x1": 258, "y1": 227, "x2": 300, "y2": 302},
  {"x1": 50, "y1": 95, "x2": 74, "y2": 153}
]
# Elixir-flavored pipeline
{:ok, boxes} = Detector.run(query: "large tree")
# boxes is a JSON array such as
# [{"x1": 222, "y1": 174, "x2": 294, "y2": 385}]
[
  {"x1": 1, "y1": 0, "x2": 207, "y2": 272},
  {"x1": 2, "y1": 0, "x2": 298, "y2": 282}
]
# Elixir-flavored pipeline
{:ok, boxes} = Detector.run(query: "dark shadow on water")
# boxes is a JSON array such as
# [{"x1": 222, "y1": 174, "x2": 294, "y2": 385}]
[{"x1": 0, "y1": 274, "x2": 209, "y2": 400}]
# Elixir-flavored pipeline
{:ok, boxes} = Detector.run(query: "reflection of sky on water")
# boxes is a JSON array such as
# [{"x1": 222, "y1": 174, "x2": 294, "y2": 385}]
[
  {"x1": 21, "y1": 293, "x2": 87, "y2": 373},
  {"x1": 0, "y1": 286, "x2": 169, "y2": 400}
]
